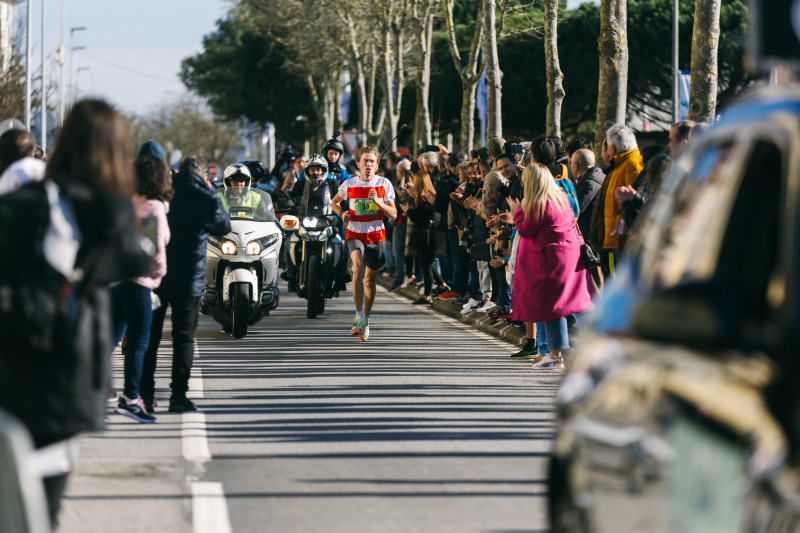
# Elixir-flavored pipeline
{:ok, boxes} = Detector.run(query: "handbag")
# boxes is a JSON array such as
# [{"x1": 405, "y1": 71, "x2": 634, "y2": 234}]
[{"x1": 575, "y1": 223, "x2": 600, "y2": 269}]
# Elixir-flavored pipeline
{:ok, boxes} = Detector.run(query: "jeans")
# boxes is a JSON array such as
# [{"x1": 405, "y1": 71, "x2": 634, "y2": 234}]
[
  {"x1": 467, "y1": 261, "x2": 482, "y2": 300},
  {"x1": 111, "y1": 281, "x2": 154, "y2": 400},
  {"x1": 453, "y1": 253, "x2": 470, "y2": 295},
  {"x1": 443, "y1": 228, "x2": 459, "y2": 286},
  {"x1": 392, "y1": 231, "x2": 406, "y2": 285},
  {"x1": 536, "y1": 318, "x2": 569, "y2": 355},
  {"x1": 384, "y1": 238, "x2": 394, "y2": 270},
  {"x1": 493, "y1": 264, "x2": 512, "y2": 313},
  {"x1": 140, "y1": 295, "x2": 201, "y2": 401}
]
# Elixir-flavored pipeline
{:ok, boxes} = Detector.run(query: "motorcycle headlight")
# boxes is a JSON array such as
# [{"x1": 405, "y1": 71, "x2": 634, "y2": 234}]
[
  {"x1": 246, "y1": 241, "x2": 261, "y2": 255},
  {"x1": 248, "y1": 234, "x2": 279, "y2": 254},
  {"x1": 221, "y1": 240, "x2": 237, "y2": 255},
  {"x1": 302, "y1": 217, "x2": 319, "y2": 229}
]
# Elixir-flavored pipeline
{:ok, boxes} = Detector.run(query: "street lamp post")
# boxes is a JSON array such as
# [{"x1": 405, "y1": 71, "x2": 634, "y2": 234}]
[
  {"x1": 69, "y1": 26, "x2": 86, "y2": 106},
  {"x1": 40, "y1": 0, "x2": 46, "y2": 151},
  {"x1": 25, "y1": 0, "x2": 32, "y2": 130},
  {"x1": 76, "y1": 66, "x2": 90, "y2": 100}
]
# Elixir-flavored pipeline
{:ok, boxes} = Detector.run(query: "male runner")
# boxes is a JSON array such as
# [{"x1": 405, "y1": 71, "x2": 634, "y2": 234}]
[{"x1": 331, "y1": 146, "x2": 397, "y2": 341}]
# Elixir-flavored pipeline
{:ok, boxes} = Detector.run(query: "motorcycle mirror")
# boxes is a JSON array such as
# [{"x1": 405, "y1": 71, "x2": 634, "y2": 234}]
[{"x1": 281, "y1": 215, "x2": 300, "y2": 230}]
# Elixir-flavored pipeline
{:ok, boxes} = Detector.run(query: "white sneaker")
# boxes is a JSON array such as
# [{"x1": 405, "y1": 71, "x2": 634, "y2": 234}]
[
  {"x1": 461, "y1": 298, "x2": 479, "y2": 315},
  {"x1": 476, "y1": 301, "x2": 495, "y2": 313},
  {"x1": 532, "y1": 355, "x2": 565, "y2": 369}
]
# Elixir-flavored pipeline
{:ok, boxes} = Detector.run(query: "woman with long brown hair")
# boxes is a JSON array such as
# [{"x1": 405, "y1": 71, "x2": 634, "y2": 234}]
[
  {"x1": 402, "y1": 162, "x2": 448, "y2": 304},
  {"x1": 0, "y1": 99, "x2": 151, "y2": 524}
]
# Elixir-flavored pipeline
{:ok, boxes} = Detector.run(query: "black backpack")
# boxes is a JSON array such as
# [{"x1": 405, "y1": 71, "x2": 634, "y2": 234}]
[{"x1": 0, "y1": 181, "x2": 76, "y2": 355}]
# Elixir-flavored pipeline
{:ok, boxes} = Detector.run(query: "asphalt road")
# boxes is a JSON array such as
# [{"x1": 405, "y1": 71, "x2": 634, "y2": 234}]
[{"x1": 57, "y1": 283, "x2": 560, "y2": 533}]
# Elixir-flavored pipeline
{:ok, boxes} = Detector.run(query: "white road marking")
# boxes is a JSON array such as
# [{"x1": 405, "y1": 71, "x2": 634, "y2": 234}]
[
  {"x1": 182, "y1": 411, "x2": 211, "y2": 463},
  {"x1": 192, "y1": 482, "x2": 233, "y2": 533}
]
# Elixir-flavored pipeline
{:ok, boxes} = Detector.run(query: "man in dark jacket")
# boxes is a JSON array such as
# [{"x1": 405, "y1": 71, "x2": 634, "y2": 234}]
[
  {"x1": 140, "y1": 155, "x2": 231, "y2": 413},
  {"x1": 570, "y1": 148, "x2": 605, "y2": 237}
]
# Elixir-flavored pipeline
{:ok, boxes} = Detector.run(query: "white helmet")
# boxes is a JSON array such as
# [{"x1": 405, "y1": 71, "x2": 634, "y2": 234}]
[
  {"x1": 223, "y1": 163, "x2": 252, "y2": 205},
  {"x1": 304, "y1": 153, "x2": 328, "y2": 179}
]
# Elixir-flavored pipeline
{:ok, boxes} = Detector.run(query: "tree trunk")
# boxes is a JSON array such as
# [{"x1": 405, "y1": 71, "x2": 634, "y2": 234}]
[
  {"x1": 413, "y1": 4, "x2": 435, "y2": 152},
  {"x1": 688, "y1": 0, "x2": 721, "y2": 123},
  {"x1": 443, "y1": 0, "x2": 484, "y2": 152},
  {"x1": 544, "y1": 0, "x2": 564, "y2": 138},
  {"x1": 382, "y1": 7, "x2": 405, "y2": 152},
  {"x1": 594, "y1": 0, "x2": 628, "y2": 161},
  {"x1": 483, "y1": 0, "x2": 503, "y2": 138}
]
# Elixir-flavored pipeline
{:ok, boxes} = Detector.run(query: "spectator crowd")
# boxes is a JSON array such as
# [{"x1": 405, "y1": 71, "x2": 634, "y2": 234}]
[{"x1": 0, "y1": 100, "x2": 703, "y2": 525}]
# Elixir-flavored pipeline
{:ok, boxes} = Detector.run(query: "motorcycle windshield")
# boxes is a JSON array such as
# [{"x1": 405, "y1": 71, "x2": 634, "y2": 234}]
[{"x1": 224, "y1": 188, "x2": 278, "y2": 223}]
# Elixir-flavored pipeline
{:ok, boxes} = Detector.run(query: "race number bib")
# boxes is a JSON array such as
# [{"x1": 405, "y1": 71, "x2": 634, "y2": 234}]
[{"x1": 354, "y1": 198, "x2": 379, "y2": 216}]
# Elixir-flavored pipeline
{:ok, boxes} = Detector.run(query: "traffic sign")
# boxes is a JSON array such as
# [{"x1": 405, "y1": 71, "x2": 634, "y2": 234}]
[
  {"x1": 340, "y1": 130, "x2": 359, "y2": 155},
  {"x1": 208, "y1": 162, "x2": 219, "y2": 180}
]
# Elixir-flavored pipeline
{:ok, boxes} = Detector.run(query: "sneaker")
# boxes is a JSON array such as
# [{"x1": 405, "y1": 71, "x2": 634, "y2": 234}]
[
  {"x1": 107, "y1": 389, "x2": 118, "y2": 403},
  {"x1": 476, "y1": 300, "x2": 495, "y2": 312},
  {"x1": 462, "y1": 297, "x2": 479, "y2": 309},
  {"x1": 115, "y1": 396, "x2": 156, "y2": 423},
  {"x1": 359, "y1": 319, "x2": 370, "y2": 341},
  {"x1": 389, "y1": 281, "x2": 403, "y2": 292},
  {"x1": 168, "y1": 397, "x2": 197, "y2": 413},
  {"x1": 351, "y1": 315, "x2": 367, "y2": 335},
  {"x1": 412, "y1": 296, "x2": 431, "y2": 305},
  {"x1": 499, "y1": 312, "x2": 513, "y2": 320},
  {"x1": 511, "y1": 344, "x2": 538, "y2": 359},
  {"x1": 413, "y1": 278, "x2": 425, "y2": 288},
  {"x1": 532, "y1": 354, "x2": 565, "y2": 369},
  {"x1": 142, "y1": 398, "x2": 155, "y2": 414},
  {"x1": 437, "y1": 291, "x2": 460, "y2": 300},
  {"x1": 400, "y1": 276, "x2": 416, "y2": 289}
]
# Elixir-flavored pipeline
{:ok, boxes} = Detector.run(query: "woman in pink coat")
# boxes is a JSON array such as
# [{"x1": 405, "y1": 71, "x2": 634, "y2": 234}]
[{"x1": 507, "y1": 163, "x2": 592, "y2": 369}]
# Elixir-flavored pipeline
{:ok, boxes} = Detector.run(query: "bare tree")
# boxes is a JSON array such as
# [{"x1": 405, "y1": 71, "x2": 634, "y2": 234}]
[
  {"x1": 443, "y1": 0, "x2": 484, "y2": 152},
  {"x1": 688, "y1": 0, "x2": 721, "y2": 123},
  {"x1": 410, "y1": 0, "x2": 438, "y2": 152},
  {"x1": 594, "y1": 0, "x2": 629, "y2": 160},
  {"x1": 483, "y1": 0, "x2": 503, "y2": 138},
  {"x1": 544, "y1": 0, "x2": 564, "y2": 137},
  {"x1": 376, "y1": 0, "x2": 409, "y2": 151},
  {"x1": 129, "y1": 96, "x2": 241, "y2": 163}
]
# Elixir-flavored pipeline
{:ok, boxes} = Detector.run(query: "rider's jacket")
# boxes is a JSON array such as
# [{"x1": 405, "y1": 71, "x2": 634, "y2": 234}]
[
  {"x1": 291, "y1": 177, "x2": 338, "y2": 217},
  {"x1": 218, "y1": 191, "x2": 261, "y2": 213}
]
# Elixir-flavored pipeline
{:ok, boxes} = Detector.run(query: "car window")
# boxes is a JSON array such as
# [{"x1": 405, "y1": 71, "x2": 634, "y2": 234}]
[{"x1": 632, "y1": 137, "x2": 747, "y2": 288}]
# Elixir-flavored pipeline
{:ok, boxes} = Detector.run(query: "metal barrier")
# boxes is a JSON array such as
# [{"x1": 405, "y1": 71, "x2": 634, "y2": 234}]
[{"x1": 0, "y1": 408, "x2": 52, "y2": 533}]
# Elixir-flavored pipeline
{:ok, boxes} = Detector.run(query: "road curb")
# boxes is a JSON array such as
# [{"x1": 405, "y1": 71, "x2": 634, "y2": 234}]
[{"x1": 376, "y1": 274, "x2": 526, "y2": 346}]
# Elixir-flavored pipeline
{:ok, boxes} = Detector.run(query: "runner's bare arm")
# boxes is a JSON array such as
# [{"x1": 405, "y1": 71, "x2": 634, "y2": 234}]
[
  {"x1": 332, "y1": 193, "x2": 350, "y2": 224},
  {"x1": 368, "y1": 188, "x2": 397, "y2": 220}
]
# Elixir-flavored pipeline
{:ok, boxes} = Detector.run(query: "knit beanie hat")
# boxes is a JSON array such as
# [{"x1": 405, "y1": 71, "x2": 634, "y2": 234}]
[{"x1": 137, "y1": 140, "x2": 166, "y2": 163}]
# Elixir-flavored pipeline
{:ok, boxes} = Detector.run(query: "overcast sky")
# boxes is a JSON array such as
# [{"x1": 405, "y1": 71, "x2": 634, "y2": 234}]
[{"x1": 13, "y1": 0, "x2": 597, "y2": 117}]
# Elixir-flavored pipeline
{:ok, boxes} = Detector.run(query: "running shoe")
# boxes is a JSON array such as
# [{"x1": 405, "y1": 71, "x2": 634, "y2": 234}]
[
  {"x1": 532, "y1": 355, "x2": 565, "y2": 369},
  {"x1": 115, "y1": 396, "x2": 156, "y2": 423},
  {"x1": 437, "y1": 291, "x2": 460, "y2": 300},
  {"x1": 359, "y1": 319, "x2": 370, "y2": 341},
  {"x1": 412, "y1": 297, "x2": 431, "y2": 305},
  {"x1": 476, "y1": 300, "x2": 495, "y2": 312},
  {"x1": 351, "y1": 315, "x2": 367, "y2": 335}
]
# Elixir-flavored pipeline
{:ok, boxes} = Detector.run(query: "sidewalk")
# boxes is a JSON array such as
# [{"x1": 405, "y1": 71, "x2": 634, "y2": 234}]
[{"x1": 375, "y1": 272, "x2": 526, "y2": 346}]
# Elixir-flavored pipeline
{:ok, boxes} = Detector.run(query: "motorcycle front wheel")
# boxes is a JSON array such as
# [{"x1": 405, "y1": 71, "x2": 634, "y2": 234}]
[
  {"x1": 231, "y1": 282, "x2": 250, "y2": 338},
  {"x1": 307, "y1": 254, "x2": 321, "y2": 319}
]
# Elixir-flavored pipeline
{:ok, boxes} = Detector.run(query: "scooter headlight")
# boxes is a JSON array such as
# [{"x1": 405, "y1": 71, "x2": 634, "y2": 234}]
[
  {"x1": 221, "y1": 240, "x2": 237, "y2": 255},
  {"x1": 246, "y1": 241, "x2": 262, "y2": 255}
]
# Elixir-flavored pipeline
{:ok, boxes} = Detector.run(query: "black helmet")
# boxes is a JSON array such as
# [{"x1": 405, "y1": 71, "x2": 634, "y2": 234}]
[
  {"x1": 238, "y1": 159, "x2": 265, "y2": 182},
  {"x1": 322, "y1": 131, "x2": 344, "y2": 157}
]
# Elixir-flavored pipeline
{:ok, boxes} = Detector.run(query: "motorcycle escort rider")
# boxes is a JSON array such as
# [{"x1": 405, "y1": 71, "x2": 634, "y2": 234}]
[
  {"x1": 219, "y1": 163, "x2": 272, "y2": 219},
  {"x1": 295, "y1": 132, "x2": 351, "y2": 184},
  {"x1": 285, "y1": 154, "x2": 348, "y2": 292}
]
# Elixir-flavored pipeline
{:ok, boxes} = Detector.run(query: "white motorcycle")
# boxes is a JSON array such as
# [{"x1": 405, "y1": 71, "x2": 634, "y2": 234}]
[{"x1": 200, "y1": 187, "x2": 282, "y2": 338}]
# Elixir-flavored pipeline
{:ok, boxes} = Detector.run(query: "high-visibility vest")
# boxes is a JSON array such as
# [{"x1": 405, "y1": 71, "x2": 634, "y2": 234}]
[{"x1": 218, "y1": 191, "x2": 261, "y2": 213}]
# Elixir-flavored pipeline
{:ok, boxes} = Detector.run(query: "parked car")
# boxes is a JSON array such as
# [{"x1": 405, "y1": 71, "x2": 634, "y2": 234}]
[{"x1": 550, "y1": 89, "x2": 800, "y2": 533}]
